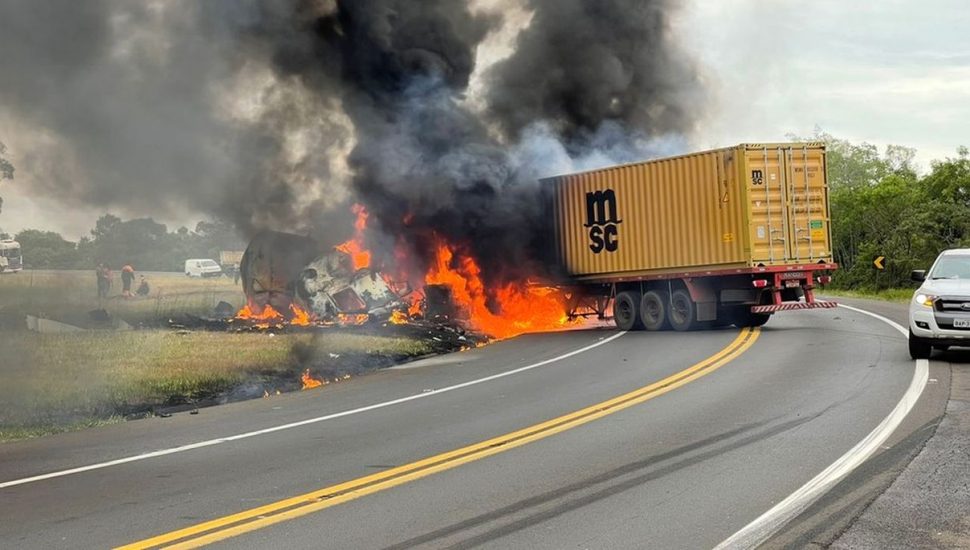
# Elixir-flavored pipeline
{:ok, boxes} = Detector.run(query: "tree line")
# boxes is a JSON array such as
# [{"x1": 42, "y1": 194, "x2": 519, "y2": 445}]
[
  {"x1": 1, "y1": 216, "x2": 244, "y2": 272},
  {"x1": 810, "y1": 132, "x2": 970, "y2": 289}
]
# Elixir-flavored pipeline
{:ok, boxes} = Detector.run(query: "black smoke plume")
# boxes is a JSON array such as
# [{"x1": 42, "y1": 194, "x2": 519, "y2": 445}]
[{"x1": 0, "y1": 0, "x2": 703, "y2": 283}]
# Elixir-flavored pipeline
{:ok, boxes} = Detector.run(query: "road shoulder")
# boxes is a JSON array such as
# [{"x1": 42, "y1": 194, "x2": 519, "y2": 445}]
[
  {"x1": 763, "y1": 296, "x2": 955, "y2": 548},
  {"x1": 831, "y1": 352, "x2": 970, "y2": 549}
]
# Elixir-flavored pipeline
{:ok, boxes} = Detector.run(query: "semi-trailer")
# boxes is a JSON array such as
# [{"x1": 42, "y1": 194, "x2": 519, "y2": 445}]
[{"x1": 545, "y1": 142, "x2": 837, "y2": 331}]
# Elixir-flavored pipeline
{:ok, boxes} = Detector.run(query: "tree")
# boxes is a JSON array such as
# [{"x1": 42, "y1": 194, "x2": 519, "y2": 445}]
[
  {"x1": 80, "y1": 214, "x2": 243, "y2": 271},
  {"x1": 13, "y1": 229, "x2": 79, "y2": 269},
  {"x1": 87, "y1": 215, "x2": 175, "y2": 270},
  {"x1": 787, "y1": 128, "x2": 910, "y2": 189},
  {"x1": 0, "y1": 140, "x2": 14, "y2": 215},
  {"x1": 922, "y1": 146, "x2": 970, "y2": 207},
  {"x1": 826, "y1": 142, "x2": 970, "y2": 289}
]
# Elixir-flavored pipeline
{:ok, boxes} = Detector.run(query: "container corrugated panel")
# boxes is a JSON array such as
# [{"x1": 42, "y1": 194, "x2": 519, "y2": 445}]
[
  {"x1": 742, "y1": 144, "x2": 832, "y2": 264},
  {"x1": 546, "y1": 143, "x2": 833, "y2": 279}
]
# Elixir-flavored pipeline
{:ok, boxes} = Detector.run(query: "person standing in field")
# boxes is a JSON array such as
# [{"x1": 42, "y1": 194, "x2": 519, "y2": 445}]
[
  {"x1": 121, "y1": 264, "x2": 135, "y2": 298},
  {"x1": 96, "y1": 263, "x2": 109, "y2": 299}
]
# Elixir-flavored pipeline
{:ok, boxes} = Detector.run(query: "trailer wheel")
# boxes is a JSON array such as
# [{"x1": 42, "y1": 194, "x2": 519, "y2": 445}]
[
  {"x1": 667, "y1": 289, "x2": 696, "y2": 331},
  {"x1": 640, "y1": 291, "x2": 668, "y2": 331},
  {"x1": 614, "y1": 291, "x2": 644, "y2": 331}
]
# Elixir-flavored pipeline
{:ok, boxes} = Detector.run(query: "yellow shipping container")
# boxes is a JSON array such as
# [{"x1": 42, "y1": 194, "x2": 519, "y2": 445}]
[{"x1": 546, "y1": 143, "x2": 833, "y2": 280}]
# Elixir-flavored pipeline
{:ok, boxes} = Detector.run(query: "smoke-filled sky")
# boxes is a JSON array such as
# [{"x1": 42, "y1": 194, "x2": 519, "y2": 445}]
[
  {"x1": 1, "y1": 0, "x2": 968, "y2": 246},
  {"x1": 0, "y1": 0, "x2": 701, "y2": 277}
]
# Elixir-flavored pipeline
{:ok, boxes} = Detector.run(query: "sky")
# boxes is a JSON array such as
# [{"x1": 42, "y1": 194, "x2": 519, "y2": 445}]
[
  {"x1": 1, "y1": 0, "x2": 968, "y2": 240},
  {"x1": 677, "y1": 0, "x2": 970, "y2": 164}
]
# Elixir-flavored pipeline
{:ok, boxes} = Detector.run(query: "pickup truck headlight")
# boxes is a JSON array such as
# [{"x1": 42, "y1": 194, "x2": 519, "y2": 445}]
[{"x1": 915, "y1": 294, "x2": 937, "y2": 307}]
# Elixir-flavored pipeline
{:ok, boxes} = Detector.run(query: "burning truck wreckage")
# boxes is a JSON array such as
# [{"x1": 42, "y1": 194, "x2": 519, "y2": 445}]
[{"x1": 221, "y1": 203, "x2": 584, "y2": 349}]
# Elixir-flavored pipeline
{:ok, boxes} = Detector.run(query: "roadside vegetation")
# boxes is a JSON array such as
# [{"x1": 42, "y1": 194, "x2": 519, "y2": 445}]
[
  {"x1": 0, "y1": 270, "x2": 434, "y2": 442},
  {"x1": 1, "y1": 215, "x2": 244, "y2": 272},
  {"x1": 0, "y1": 328, "x2": 433, "y2": 442},
  {"x1": 799, "y1": 131, "x2": 970, "y2": 291},
  {"x1": 820, "y1": 288, "x2": 913, "y2": 304}
]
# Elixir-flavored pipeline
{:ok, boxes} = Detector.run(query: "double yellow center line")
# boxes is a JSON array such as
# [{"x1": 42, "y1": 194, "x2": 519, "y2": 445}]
[{"x1": 119, "y1": 327, "x2": 760, "y2": 549}]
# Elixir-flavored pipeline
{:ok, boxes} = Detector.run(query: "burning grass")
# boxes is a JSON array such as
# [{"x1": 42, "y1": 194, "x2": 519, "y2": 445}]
[{"x1": 0, "y1": 330, "x2": 433, "y2": 442}]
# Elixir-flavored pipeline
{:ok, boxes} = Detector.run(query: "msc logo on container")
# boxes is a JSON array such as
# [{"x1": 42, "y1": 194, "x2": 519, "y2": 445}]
[{"x1": 584, "y1": 189, "x2": 622, "y2": 254}]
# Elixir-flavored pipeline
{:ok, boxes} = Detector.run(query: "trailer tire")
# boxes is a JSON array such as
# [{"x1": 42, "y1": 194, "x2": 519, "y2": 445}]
[
  {"x1": 614, "y1": 291, "x2": 644, "y2": 331},
  {"x1": 667, "y1": 289, "x2": 696, "y2": 332},
  {"x1": 640, "y1": 291, "x2": 668, "y2": 331}
]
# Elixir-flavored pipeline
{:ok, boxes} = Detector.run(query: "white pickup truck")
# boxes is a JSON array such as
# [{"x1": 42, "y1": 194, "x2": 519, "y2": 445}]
[{"x1": 909, "y1": 248, "x2": 970, "y2": 358}]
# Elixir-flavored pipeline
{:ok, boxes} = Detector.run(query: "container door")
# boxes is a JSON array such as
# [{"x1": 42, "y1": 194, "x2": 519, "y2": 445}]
[
  {"x1": 746, "y1": 146, "x2": 791, "y2": 264},
  {"x1": 784, "y1": 146, "x2": 829, "y2": 262}
]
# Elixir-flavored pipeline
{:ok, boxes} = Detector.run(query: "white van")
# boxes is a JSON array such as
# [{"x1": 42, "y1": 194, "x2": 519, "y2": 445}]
[{"x1": 184, "y1": 259, "x2": 223, "y2": 278}]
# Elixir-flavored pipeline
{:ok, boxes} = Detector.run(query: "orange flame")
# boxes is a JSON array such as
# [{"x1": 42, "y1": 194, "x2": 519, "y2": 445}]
[
  {"x1": 407, "y1": 296, "x2": 423, "y2": 317},
  {"x1": 423, "y1": 238, "x2": 572, "y2": 340},
  {"x1": 337, "y1": 313, "x2": 370, "y2": 326},
  {"x1": 389, "y1": 310, "x2": 409, "y2": 325},
  {"x1": 301, "y1": 369, "x2": 324, "y2": 390},
  {"x1": 335, "y1": 203, "x2": 372, "y2": 270},
  {"x1": 235, "y1": 302, "x2": 314, "y2": 327},
  {"x1": 289, "y1": 304, "x2": 312, "y2": 326},
  {"x1": 236, "y1": 303, "x2": 284, "y2": 322}
]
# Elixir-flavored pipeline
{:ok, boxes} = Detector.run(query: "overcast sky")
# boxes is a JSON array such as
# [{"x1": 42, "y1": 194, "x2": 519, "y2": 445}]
[
  {"x1": 678, "y1": 0, "x2": 970, "y2": 164},
  {"x1": 1, "y1": 0, "x2": 968, "y2": 240}
]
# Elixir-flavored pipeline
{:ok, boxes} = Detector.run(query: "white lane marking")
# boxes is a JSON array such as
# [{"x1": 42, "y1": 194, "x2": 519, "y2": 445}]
[
  {"x1": 0, "y1": 332, "x2": 626, "y2": 490},
  {"x1": 714, "y1": 304, "x2": 929, "y2": 549}
]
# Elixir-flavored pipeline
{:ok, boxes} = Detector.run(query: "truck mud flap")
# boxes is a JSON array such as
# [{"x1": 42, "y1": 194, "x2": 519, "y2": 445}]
[{"x1": 751, "y1": 300, "x2": 837, "y2": 313}]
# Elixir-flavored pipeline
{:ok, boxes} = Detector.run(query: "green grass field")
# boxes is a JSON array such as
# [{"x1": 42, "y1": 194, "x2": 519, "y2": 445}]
[
  {"x1": 0, "y1": 270, "x2": 433, "y2": 442},
  {"x1": 0, "y1": 269, "x2": 245, "y2": 326}
]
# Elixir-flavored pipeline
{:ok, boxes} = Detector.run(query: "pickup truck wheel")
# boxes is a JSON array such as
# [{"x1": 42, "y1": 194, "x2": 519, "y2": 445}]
[
  {"x1": 667, "y1": 289, "x2": 696, "y2": 332},
  {"x1": 640, "y1": 291, "x2": 668, "y2": 331},
  {"x1": 909, "y1": 331, "x2": 932, "y2": 359},
  {"x1": 614, "y1": 291, "x2": 644, "y2": 331}
]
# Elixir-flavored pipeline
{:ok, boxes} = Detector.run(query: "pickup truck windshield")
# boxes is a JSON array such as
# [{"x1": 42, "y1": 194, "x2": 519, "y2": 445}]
[{"x1": 930, "y1": 255, "x2": 970, "y2": 279}]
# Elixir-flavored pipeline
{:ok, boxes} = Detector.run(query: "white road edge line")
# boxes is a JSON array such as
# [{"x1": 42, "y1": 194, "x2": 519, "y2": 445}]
[
  {"x1": 714, "y1": 303, "x2": 929, "y2": 550},
  {"x1": 0, "y1": 331, "x2": 627, "y2": 490}
]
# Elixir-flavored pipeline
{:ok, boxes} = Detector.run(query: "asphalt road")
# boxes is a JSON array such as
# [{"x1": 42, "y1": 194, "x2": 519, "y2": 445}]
[{"x1": 0, "y1": 303, "x2": 935, "y2": 549}]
